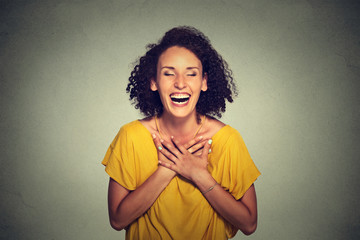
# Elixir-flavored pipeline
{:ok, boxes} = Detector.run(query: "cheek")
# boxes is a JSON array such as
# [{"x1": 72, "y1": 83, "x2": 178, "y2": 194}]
[
  {"x1": 156, "y1": 81, "x2": 170, "y2": 94},
  {"x1": 155, "y1": 83, "x2": 171, "y2": 102},
  {"x1": 189, "y1": 80, "x2": 203, "y2": 92}
]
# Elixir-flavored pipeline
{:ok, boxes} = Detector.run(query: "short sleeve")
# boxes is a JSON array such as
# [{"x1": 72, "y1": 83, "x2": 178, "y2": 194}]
[
  {"x1": 102, "y1": 126, "x2": 137, "y2": 190},
  {"x1": 227, "y1": 131, "x2": 260, "y2": 200},
  {"x1": 211, "y1": 128, "x2": 260, "y2": 200}
]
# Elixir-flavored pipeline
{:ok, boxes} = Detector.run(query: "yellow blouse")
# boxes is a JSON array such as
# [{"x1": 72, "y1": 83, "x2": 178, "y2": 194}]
[{"x1": 102, "y1": 120, "x2": 260, "y2": 240}]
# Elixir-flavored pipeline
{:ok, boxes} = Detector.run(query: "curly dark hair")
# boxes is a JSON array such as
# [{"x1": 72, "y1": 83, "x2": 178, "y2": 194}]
[{"x1": 126, "y1": 26, "x2": 237, "y2": 118}]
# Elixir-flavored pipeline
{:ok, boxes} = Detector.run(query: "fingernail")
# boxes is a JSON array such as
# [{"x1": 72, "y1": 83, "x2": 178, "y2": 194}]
[
  {"x1": 171, "y1": 136, "x2": 174, "y2": 139},
  {"x1": 160, "y1": 139, "x2": 164, "y2": 143},
  {"x1": 152, "y1": 134, "x2": 156, "y2": 139},
  {"x1": 158, "y1": 146, "x2": 163, "y2": 151},
  {"x1": 208, "y1": 139, "x2": 212, "y2": 145},
  {"x1": 158, "y1": 160, "x2": 162, "y2": 164},
  {"x1": 209, "y1": 149, "x2": 212, "y2": 153},
  {"x1": 199, "y1": 136, "x2": 203, "y2": 139}
]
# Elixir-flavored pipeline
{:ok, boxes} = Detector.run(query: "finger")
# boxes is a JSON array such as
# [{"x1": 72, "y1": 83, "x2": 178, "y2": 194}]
[
  {"x1": 157, "y1": 147, "x2": 175, "y2": 165},
  {"x1": 202, "y1": 139, "x2": 212, "y2": 158},
  {"x1": 152, "y1": 133, "x2": 163, "y2": 152},
  {"x1": 158, "y1": 144, "x2": 179, "y2": 164},
  {"x1": 158, "y1": 158, "x2": 174, "y2": 167},
  {"x1": 171, "y1": 136, "x2": 188, "y2": 155},
  {"x1": 187, "y1": 140, "x2": 206, "y2": 154},
  {"x1": 158, "y1": 159, "x2": 173, "y2": 169},
  {"x1": 183, "y1": 136, "x2": 204, "y2": 150},
  {"x1": 159, "y1": 160, "x2": 179, "y2": 173},
  {"x1": 152, "y1": 133, "x2": 179, "y2": 163},
  {"x1": 194, "y1": 150, "x2": 203, "y2": 156},
  {"x1": 162, "y1": 138, "x2": 183, "y2": 157}
]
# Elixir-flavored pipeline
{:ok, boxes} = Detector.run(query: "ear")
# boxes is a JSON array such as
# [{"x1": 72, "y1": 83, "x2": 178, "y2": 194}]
[
  {"x1": 150, "y1": 78, "x2": 158, "y2": 91},
  {"x1": 201, "y1": 73, "x2": 208, "y2": 91}
]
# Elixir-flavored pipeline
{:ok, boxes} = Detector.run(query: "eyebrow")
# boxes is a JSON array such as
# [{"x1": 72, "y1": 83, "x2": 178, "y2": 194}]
[{"x1": 161, "y1": 66, "x2": 200, "y2": 70}]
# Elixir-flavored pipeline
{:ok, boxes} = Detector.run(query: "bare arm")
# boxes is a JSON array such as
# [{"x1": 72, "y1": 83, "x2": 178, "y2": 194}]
[
  {"x1": 158, "y1": 137, "x2": 258, "y2": 235},
  {"x1": 107, "y1": 166, "x2": 175, "y2": 230},
  {"x1": 194, "y1": 173, "x2": 258, "y2": 235},
  {"x1": 107, "y1": 135, "x2": 205, "y2": 230}
]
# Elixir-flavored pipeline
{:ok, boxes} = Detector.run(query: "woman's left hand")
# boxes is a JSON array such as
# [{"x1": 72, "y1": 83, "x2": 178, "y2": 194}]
[{"x1": 157, "y1": 136, "x2": 212, "y2": 182}]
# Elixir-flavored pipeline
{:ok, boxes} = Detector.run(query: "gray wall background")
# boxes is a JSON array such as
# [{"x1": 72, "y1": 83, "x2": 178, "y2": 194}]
[{"x1": 1, "y1": 0, "x2": 359, "y2": 239}]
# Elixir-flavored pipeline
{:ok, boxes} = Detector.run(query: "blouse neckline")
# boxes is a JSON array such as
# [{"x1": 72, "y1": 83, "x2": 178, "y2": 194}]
[{"x1": 135, "y1": 119, "x2": 230, "y2": 140}]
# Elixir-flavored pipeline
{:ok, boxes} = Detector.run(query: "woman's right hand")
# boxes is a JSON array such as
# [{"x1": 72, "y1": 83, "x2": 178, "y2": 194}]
[
  {"x1": 152, "y1": 133, "x2": 176, "y2": 177},
  {"x1": 107, "y1": 134, "x2": 209, "y2": 231}
]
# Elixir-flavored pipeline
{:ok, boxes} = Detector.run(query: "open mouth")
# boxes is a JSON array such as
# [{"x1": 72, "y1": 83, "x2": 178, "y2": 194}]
[{"x1": 170, "y1": 93, "x2": 191, "y2": 105}]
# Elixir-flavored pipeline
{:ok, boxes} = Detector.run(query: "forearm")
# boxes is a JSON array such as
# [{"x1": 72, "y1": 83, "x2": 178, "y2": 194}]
[
  {"x1": 193, "y1": 173, "x2": 257, "y2": 235},
  {"x1": 110, "y1": 167, "x2": 175, "y2": 230}
]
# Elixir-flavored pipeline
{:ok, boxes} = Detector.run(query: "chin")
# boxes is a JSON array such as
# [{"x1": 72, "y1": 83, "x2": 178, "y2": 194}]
[{"x1": 164, "y1": 107, "x2": 197, "y2": 119}]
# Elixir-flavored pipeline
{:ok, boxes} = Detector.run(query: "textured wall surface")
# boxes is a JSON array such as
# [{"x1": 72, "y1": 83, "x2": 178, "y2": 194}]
[{"x1": 1, "y1": 0, "x2": 359, "y2": 239}]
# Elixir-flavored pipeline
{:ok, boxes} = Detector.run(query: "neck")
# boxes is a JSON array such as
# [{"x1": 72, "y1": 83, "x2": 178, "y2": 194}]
[{"x1": 157, "y1": 112, "x2": 202, "y2": 142}]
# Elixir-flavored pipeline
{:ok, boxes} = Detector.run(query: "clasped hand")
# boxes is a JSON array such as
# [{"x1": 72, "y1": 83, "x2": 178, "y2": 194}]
[{"x1": 152, "y1": 134, "x2": 212, "y2": 182}]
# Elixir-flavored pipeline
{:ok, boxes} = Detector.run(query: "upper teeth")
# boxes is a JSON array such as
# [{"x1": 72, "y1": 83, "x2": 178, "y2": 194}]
[{"x1": 171, "y1": 94, "x2": 190, "y2": 99}]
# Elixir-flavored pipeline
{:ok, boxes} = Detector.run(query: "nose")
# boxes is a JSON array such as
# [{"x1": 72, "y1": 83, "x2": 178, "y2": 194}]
[{"x1": 174, "y1": 75, "x2": 186, "y2": 89}]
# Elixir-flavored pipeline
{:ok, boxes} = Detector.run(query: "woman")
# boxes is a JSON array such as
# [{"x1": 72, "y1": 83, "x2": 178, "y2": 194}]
[{"x1": 102, "y1": 26, "x2": 260, "y2": 239}]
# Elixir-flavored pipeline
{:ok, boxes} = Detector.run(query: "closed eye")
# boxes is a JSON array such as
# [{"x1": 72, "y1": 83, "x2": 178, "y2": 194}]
[{"x1": 164, "y1": 73, "x2": 174, "y2": 76}]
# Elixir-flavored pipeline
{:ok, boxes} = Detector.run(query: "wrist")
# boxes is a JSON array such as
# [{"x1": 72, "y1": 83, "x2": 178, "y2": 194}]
[
  {"x1": 156, "y1": 165, "x2": 176, "y2": 180},
  {"x1": 191, "y1": 170, "x2": 215, "y2": 193}
]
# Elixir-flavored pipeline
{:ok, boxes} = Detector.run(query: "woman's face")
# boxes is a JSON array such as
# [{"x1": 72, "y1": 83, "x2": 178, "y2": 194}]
[{"x1": 151, "y1": 46, "x2": 208, "y2": 119}]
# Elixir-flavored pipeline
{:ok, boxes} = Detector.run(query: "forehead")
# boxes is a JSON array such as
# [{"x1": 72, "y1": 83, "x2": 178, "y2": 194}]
[{"x1": 158, "y1": 46, "x2": 202, "y2": 69}]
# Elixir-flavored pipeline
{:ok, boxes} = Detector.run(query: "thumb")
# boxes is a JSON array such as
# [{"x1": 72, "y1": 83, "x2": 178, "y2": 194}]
[{"x1": 202, "y1": 139, "x2": 212, "y2": 158}]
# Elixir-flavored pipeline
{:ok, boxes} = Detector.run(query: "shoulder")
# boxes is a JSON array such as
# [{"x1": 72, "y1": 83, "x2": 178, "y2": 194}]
[
  {"x1": 112, "y1": 120, "x2": 149, "y2": 144},
  {"x1": 109, "y1": 120, "x2": 153, "y2": 151},
  {"x1": 202, "y1": 116, "x2": 241, "y2": 139},
  {"x1": 206, "y1": 116, "x2": 226, "y2": 129},
  {"x1": 209, "y1": 121, "x2": 244, "y2": 146},
  {"x1": 138, "y1": 116, "x2": 157, "y2": 133},
  {"x1": 201, "y1": 116, "x2": 226, "y2": 139},
  {"x1": 119, "y1": 120, "x2": 144, "y2": 133}
]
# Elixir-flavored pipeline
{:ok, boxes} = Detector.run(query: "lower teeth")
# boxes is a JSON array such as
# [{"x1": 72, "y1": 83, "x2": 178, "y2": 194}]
[{"x1": 173, "y1": 100, "x2": 188, "y2": 104}]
